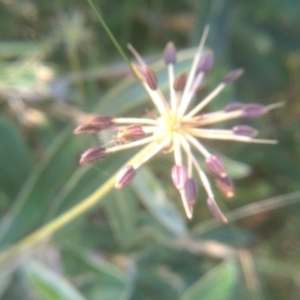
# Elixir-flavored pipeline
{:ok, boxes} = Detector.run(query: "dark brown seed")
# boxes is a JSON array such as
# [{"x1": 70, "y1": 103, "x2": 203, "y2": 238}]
[
  {"x1": 205, "y1": 155, "x2": 227, "y2": 178},
  {"x1": 74, "y1": 124, "x2": 100, "y2": 135},
  {"x1": 145, "y1": 66, "x2": 158, "y2": 90},
  {"x1": 163, "y1": 42, "x2": 176, "y2": 65},
  {"x1": 74, "y1": 116, "x2": 113, "y2": 135},
  {"x1": 173, "y1": 72, "x2": 187, "y2": 92},
  {"x1": 80, "y1": 146, "x2": 107, "y2": 165},
  {"x1": 232, "y1": 125, "x2": 258, "y2": 137},
  {"x1": 115, "y1": 166, "x2": 136, "y2": 189},
  {"x1": 222, "y1": 69, "x2": 244, "y2": 84},
  {"x1": 197, "y1": 50, "x2": 214, "y2": 74},
  {"x1": 215, "y1": 176, "x2": 234, "y2": 198},
  {"x1": 89, "y1": 116, "x2": 113, "y2": 130},
  {"x1": 184, "y1": 178, "x2": 198, "y2": 203}
]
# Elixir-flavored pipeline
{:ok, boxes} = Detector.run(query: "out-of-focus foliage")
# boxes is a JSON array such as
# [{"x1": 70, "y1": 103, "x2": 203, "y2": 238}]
[{"x1": 0, "y1": 0, "x2": 300, "y2": 299}]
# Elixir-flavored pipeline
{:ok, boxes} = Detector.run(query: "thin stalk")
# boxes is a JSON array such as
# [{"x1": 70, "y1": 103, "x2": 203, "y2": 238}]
[
  {"x1": 86, "y1": 0, "x2": 132, "y2": 71},
  {"x1": 0, "y1": 142, "x2": 157, "y2": 267},
  {"x1": 85, "y1": 0, "x2": 156, "y2": 113}
]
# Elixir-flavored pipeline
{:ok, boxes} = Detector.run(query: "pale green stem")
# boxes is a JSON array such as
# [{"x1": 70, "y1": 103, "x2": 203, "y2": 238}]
[
  {"x1": 0, "y1": 142, "x2": 157, "y2": 267},
  {"x1": 86, "y1": 0, "x2": 132, "y2": 70}
]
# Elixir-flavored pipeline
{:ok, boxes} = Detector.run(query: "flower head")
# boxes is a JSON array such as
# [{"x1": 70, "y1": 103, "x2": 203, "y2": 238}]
[{"x1": 74, "y1": 26, "x2": 283, "y2": 223}]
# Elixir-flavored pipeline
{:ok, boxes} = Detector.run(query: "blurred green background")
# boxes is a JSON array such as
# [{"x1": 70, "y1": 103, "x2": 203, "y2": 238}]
[{"x1": 0, "y1": 0, "x2": 300, "y2": 299}]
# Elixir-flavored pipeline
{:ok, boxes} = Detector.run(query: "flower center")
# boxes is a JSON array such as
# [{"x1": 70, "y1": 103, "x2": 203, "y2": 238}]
[{"x1": 164, "y1": 112, "x2": 182, "y2": 134}]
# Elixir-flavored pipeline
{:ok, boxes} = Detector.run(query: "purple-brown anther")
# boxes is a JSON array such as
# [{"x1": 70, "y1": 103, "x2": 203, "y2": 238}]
[
  {"x1": 73, "y1": 116, "x2": 113, "y2": 135},
  {"x1": 232, "y1": 125, "x2": 258, "y2": 137},
  {"x1": 182, "y1": 178, "x2": 198, "y2": 219},
  {"x1": 163, "y1": 42, "x2": 176, "y2": 65},
  {"x1": 242, "y1": 104, "x2": 266, "y2": 119},
  {"x1": 80, "y1": 146, "x2": 107, "y2": 165},
  {"x1": 172, "y1": 165, "x2": 187, "y2": 189},
  {"x1": 173, "y1": 72, "x2": 187, "y2": 92},
  {"x1": 215, "y1": 175, "x2": 234, "y2": 198},
  {"x1": 207, "y1": 197, "x2": 228, "y2": 223},
  {"x1": 115, "y1": 165, "x2": 136, "y2": 189},
  {"x1": 205, "y1": 155, "x2": 227, "y2": 178},
  {"x1": 222, "y1": 68, "x2": 244, "y2": 84},
  {"x1": 89, "y1": 115, "x2": 113, "y2": 130},
  {"x1": 197, "y1": 50, "x2": 214, "y2": 74},
  {"x1": 145, "y1": 66, "x2": 158, "y2": 90},
  {"x1": 74, "y1": 123, "x2": 100, "y2": 135},
  {"x1": 224, "y1": 102, "x2": 245, "y2": 112},
  {"x1": 123, "y1": 125, "x2": 145, "y2": 139},
  {"x1": 184, "y1": 178, "x2": 198, "y2": 203}
]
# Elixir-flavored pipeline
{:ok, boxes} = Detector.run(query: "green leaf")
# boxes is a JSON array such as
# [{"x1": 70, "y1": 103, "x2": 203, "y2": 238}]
[
  {"x1": 131, "y1": 166, "x2": 187, "y2": 237},
  {"x1": 105, "y1": 188, "x2": 137, "y2": 249},
  {"x1": 220, "y1": 155, "x2": 252, "y2": 179},
  {"x1": 46, "y1": 150, "x2": 134, "y2": 219},
  {"x1": 0, "y1": 269, "x2": 12, "y2": 299},
  {"x1": 0, "y1": 128, "x2": 79, "y2": 247},
  {"x1": 132, "y1": 263, "x2": 183, "y2": 299},
  {"x1": 180, "y1": 261, "x2": 239, "y2": 300},
  {"x1": 255, "y1": 257, "x2": 300, "y2": 279},
  {"x1": 137, "y1": 212, "x2": 184, "y2": 242},
  {"x1": 192, "y1": 226, "x2": 255, "y2": 248},
  {"x1": 67, "y1": 247, "x2": 133, "y2": 300},
  {"x1": 22, "y1": 260, "x2": 85, "y2": 300},
  {"x1": 0, "y1": 41, "x2": 44, "y2": 59},
  {"x1": 0, "y1": 115, "x2": 33, "y2": 199},
  {"x1": 70, "y1": 248, "x2": 127, "y2": 283}
]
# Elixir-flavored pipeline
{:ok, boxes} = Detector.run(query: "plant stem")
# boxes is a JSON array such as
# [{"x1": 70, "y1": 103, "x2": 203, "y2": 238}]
[
  {"x1": 86, "y1": 0, "x2": 132, "y2": 69},
  {"x1": 0, "y1": 142, "x2": 157, "y2": 267},
  {"x1": 85, "y1": 0, "x2": 155, "y2": 108}
]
